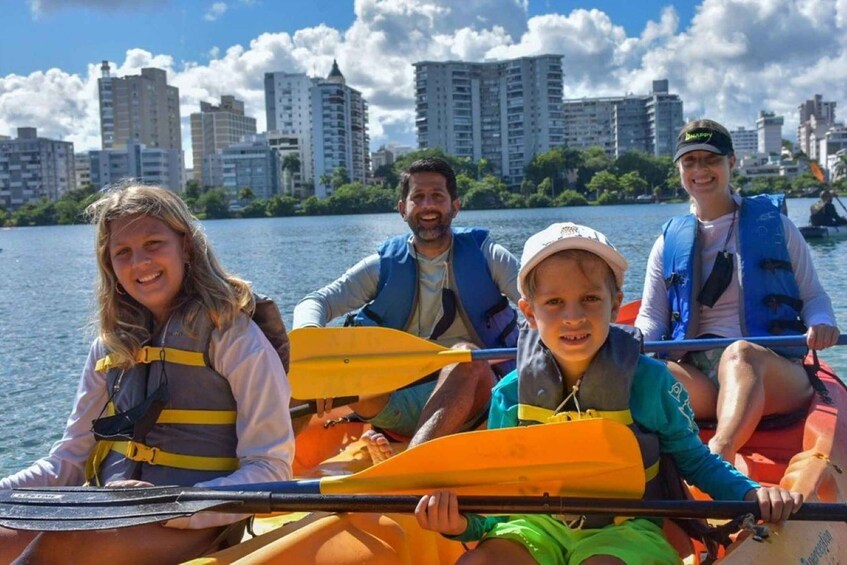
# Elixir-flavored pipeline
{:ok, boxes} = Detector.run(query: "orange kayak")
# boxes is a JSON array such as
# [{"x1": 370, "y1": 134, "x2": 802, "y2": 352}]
[{"x1": 195, "y1": 357, "x2": 847, "y2": 564}]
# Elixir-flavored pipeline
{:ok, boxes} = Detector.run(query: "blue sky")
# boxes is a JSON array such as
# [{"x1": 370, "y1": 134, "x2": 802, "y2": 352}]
[
  {"x1": 5, "y1": 1, "x2": 696, "y2": 76},
  {"x1": 1, "y1": 0, "x2": 845, "y2": 161}
]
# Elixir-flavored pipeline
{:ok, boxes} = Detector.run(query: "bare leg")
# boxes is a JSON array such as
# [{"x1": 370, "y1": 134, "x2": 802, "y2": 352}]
[
  {"x1": 709, "y1": 341, "x2": 812, "y2": 462},
  {"x1": 457, "y1": 538, "x2": 535, "y2": 565},
  {"x1": 0, "y1": 527, "x2": 37, "y2": 563},
  {"x1": 13, "y1": 523, "x2": 225, "y2": 565},
  {"x1": 409, "y1": 346, "x2": 494, "y2": 449}
]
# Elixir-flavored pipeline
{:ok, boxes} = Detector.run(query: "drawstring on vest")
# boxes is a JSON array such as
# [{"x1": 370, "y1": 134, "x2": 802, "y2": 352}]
[{"x1": 554, "y1": 377, "x2": 582, "y2": 416}]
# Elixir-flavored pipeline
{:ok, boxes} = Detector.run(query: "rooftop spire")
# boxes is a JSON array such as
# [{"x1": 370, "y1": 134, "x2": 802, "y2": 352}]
[{"x1": 326, "y1": 59, "x2": 345, "y2": 84}]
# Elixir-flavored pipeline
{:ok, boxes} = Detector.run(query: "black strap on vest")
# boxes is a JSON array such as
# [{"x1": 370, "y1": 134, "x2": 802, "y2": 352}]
[
  {"x1": 762, "y1": 294, "x2": 803, "y2": 313},
  {"x1": 759, "y1": 258, "x2": 793, "y2": 272},
  {"x1": 767, "y1": 319, "x2": 807, "y2": 334}
]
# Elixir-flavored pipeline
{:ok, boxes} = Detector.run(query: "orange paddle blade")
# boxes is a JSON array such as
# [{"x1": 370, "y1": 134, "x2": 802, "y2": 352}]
[{"x1": 320, "y1": 419, "x2": 645, "y2": 498}]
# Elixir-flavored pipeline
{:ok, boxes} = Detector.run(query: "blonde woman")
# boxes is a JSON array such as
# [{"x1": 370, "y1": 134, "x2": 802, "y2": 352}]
[{"x1": 0, "y1": 185, "x2": 293, "y2": 563}]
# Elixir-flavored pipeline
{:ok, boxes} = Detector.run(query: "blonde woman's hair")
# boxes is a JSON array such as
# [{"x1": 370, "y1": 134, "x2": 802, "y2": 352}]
[{"x1": 86, "y1": 183, "x2": 254, "y2": 369}]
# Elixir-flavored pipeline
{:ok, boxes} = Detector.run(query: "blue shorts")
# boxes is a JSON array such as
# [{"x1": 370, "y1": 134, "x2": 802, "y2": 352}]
[{"x1": 360, "y1": 379, "x2": 438, "y2": 438}]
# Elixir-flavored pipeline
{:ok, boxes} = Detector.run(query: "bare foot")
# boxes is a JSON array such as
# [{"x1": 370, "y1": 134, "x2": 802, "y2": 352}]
[{"x1": 362, "y1": 429, "x2": 395, "y2": 463}]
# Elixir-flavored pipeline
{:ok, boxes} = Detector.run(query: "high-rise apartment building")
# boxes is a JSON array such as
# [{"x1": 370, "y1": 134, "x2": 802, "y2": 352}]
[
  {"x1": 797, "y1": 95, "x2": 837, "y2": 161},
  {"x1": 190, "y1": 95, "x2": 256, "y2": 187},
  {"x1": 221, "y1": 134, "x2": 279, "y2": 202},
  {"x1": 98, "y1": 62, "x2": 182, "y2": 152},
  {"x1": 730, "y1": 127, "x2": 758, "y2": 157},
  {"x1": 88, "y1": 142, "x2": 183, "y2": 192},
  {"x1": 414, "y1": 55, "x2": 564, "y2": 186},
  {"x1": 264, "y1": 61, "x2": 370, "y2": 198},
  {"x1": 756, "y1": 111, "x2": 783, "y2": 156},
  {"x1": 563, "y1": 80, "x2": 683, "y2": 159},
  {"x1": 0, "y1": 127, "x2": 75, "y2": 210}
]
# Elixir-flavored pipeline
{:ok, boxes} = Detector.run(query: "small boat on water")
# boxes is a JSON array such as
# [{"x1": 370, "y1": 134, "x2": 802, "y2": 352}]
[
  {"x1": 196, "y1": 311, "x2": 847, "y2": 564},
  {"x1": 800, "y1": 225, "x2": 847, "y2": 240}
]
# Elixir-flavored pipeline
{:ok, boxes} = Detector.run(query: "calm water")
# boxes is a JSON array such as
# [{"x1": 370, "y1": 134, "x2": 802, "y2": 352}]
[{"x1": 1, "y1": 199, "x2": 845, "y2": 476}]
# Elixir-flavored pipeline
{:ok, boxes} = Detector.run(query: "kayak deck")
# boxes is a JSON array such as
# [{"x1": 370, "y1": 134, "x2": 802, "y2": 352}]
[{"x1": 197, "y1": 364, "x2": 847, "y2": 564}]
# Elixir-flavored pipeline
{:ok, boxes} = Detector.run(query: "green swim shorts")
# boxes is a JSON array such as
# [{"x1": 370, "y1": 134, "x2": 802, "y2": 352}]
[
  {"x1": 682, "y1": 347, "x2": 726, "y2": 386},
  {"x1": 483, "y1": 515, "x2": 680, "y2": 565}
]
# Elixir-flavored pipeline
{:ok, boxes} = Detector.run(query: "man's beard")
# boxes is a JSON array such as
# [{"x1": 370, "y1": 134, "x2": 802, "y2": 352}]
[{"x1": 408, "y1": 213, "x2": 452, "y2": 242}]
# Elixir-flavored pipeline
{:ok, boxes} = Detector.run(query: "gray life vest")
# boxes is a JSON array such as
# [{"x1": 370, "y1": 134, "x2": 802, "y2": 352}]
[
  {"x1": 516, "y1": 323, "x2": 663, "y2": 527},
  {"x1": 88, "y1": 308, "x2": 239, "y2": 486}
]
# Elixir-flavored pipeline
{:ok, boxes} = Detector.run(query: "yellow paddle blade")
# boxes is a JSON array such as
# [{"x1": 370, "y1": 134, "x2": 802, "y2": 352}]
[
  {"x1": 320, "y1": 419, "x2": 645, "y2": 498},
  {"x1": 289, "y1": 327, "x2": 473, "y2": 399}
]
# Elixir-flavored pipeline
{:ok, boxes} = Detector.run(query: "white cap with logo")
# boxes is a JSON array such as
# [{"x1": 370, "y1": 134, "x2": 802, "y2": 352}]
[{"x1": 518, "y1": 222, "x2": 628, "y2": 296}]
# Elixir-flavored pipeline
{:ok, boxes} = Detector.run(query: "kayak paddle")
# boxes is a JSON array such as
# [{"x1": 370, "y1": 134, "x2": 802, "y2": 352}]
[
  {"x1": 289, "y1": 327, "x2": 847, "y2": 399},
  {"x1": 3, "y1": 487, "x2": 845, "y2": 532},
  {"x1": 0, "y1": 419, "x2": 645, "y2": 530}
]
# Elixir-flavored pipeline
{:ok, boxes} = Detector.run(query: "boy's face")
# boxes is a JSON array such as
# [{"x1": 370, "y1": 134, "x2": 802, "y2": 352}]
[{"x1": 518, "y1": 253, "x2": 622, "y2": 381}]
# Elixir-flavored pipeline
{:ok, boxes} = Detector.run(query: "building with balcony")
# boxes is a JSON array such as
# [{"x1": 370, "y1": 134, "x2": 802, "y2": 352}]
[
  {"x1": 0, "y1": 127, "x2": 75, "y2": 210},
  {"x1": 190, "y1": 95, "x2": 257, "y2": 188},
  {"x1": 563, "y1": 80, "x2": 683, "y2": 159},
  {"x1": 414, "y1": 55, "x2": 564, "y2": 187}
]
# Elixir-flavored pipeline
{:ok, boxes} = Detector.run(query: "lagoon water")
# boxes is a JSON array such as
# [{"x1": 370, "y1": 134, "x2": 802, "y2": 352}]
[{"x1": 1, "y1": 198, "x2": 845, "y2": 477}]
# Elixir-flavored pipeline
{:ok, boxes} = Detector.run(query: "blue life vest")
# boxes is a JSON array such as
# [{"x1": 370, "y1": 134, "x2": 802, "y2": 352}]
[
  {"x1": 662, "y1": 195, "x2": 806, "y2": 357},
  {"x1": 350, "y1": 228, "x2": 519, "y2": 358}
]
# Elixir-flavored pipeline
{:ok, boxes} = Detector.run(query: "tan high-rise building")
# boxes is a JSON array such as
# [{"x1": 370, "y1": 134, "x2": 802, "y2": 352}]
[
  {"x1": 190, "y1": 95, "x2": 257, "y2": 187},
  {"x1": 98, "y1": 62, "x2": 182, "y2": 152}
]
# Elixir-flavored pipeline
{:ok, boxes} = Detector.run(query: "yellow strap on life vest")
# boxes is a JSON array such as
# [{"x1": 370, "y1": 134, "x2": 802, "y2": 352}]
[
  {"x1": 95, "y1": 347, "x2": 207, "y2": 372},
  {"x1": 517, "y1": 404, "x2": 634, "y2": 426},
  {"x1": 84, "y1": 440, "x2": 115, "y2": 486},
  {"x1": 111, "y1": 441, "x2": 240, "y2": 472},
  {"x1": 156, "y1": 409, "x2": 237, "y2": 425}
]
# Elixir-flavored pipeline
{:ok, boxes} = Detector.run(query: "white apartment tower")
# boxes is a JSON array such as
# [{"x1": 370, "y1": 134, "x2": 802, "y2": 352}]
[
  {"x1": 265, "y1": 71, "x2": 315, "y2": 185},
  {"x1": 98, "y1": 62, "x2": 182, "y2": 152},
  {"x1": 730, "y1": 127, "x2": 758, "y2": 157},
  {"x1": 563, "y1": 80, "x2": 683, "y2": 159},
  {"x1": 0, "y1": 127, "x2": 75, "y2": 210},
  {"x1": 190, "y1": 95, "x2": 257, "y2": 188},
  {"x1": 264, "y1": 61, "x2": 371, "y2": 198},
  {"x1": 756, "y1": 111, "x2": 783, "y2": 156},
  {"x1": 414, "y1": 55, "x2": 564, "y2": 186},
  {"x1": 797, "y1": 95, "x2": 837, "y2": 161}
]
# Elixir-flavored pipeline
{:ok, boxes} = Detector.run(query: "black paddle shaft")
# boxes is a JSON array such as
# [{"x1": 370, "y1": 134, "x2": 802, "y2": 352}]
[{"x1": 1, "y1": 487, "x2": 845, "y2": 531}]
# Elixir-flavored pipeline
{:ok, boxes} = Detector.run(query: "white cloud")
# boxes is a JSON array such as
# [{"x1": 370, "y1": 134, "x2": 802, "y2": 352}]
[
  {"x1": 204, "y1": 2, "x2": 228, "y2": 22},
  {"x1": 5, "y1": 0, "x2": 847, "y2": 166}
]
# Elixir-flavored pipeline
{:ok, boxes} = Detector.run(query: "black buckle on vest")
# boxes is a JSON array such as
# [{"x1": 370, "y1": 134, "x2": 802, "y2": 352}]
[
  {"x1": 767, "y1": 319, "x2": 807, "y2": 334},
  {"x1": 762, "y1": 294, "x2": 804, "y2": 313},
  {"x1": 664, "y1": 272, "x2": 684, "y2": 288},
  {"x1": 760, "y1": 258, "x2": 792, "y2": 272}
]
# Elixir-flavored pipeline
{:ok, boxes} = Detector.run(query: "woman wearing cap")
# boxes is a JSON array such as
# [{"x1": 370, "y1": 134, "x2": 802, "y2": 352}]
[{"x1": 635, "y1": 118, "x2": 840, "y2": 465}]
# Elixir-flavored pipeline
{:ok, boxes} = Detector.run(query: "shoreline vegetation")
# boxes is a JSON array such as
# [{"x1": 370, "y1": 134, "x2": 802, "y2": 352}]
[{"x1": 4, "y1": 147, "x2": 844, "y2": 227}]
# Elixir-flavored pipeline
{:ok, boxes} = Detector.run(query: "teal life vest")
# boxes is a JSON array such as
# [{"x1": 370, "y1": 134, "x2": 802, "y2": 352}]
[
  {"x1": 661, "y1": 195, "x2": 806, "y2": 357},
  {"x1": 350, "y1": 228, "x2": 518, "y2": 368},
  {"x1": 515, "y1": 324, "x2": 663, "y2": 527}
]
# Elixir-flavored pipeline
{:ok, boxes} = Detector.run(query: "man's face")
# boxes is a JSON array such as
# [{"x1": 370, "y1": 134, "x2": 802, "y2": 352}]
[{"x1": 398, "y1": 171, "x2": 460, "y2": 243}]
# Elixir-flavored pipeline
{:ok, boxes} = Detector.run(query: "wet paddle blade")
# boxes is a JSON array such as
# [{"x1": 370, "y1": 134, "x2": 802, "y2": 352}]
[{"x1": 289, "y1": 327, "x2": 471, "y2": 398}]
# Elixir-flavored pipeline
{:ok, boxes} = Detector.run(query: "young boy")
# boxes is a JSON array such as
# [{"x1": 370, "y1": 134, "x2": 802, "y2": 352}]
[{"x1": 415, "y1": 222, "x2": 803, "y2": 565}]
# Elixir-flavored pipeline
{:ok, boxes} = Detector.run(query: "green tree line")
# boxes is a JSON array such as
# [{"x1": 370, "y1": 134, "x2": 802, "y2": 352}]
[{"x1": 4, "y1": 147, "x2": 846, "y2": 226}]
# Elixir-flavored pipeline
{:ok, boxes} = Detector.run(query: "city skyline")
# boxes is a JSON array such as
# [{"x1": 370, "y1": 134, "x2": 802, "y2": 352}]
[{"x1": 2, "y1": 0, "x2": 846, "y2": 168}]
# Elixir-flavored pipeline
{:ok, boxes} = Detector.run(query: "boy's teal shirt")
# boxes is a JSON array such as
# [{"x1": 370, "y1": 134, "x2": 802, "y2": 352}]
[{"x1": 453, "y1": 354, "x2": 759, "y2": 542}]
